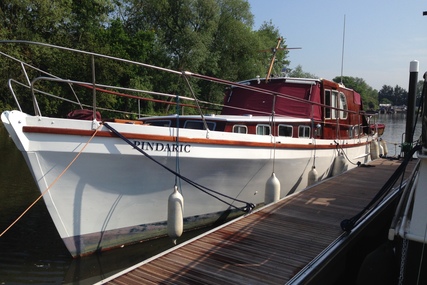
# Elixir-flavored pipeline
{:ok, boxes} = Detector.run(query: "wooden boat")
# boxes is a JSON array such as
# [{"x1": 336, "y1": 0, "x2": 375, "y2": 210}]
[{"x1": 0, "y1": 41, "x2": 383, "y2": 257}]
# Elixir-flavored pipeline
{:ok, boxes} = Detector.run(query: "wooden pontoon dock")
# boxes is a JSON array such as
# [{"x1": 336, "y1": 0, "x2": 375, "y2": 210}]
[{"x1": 97, "y1": 158, "x2": 417, "y2": 285}]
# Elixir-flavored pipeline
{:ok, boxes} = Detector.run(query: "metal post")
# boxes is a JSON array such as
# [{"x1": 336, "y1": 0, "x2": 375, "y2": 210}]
[
  {"x1": 91, "y1": 55, "x2": 97, "y2": 121},
  {"x1": 422, "y1": 72, "x2": 427, "y2": 150},
  {"x1": 405, "y1": 60, "x2": 418, "y2": 145}
]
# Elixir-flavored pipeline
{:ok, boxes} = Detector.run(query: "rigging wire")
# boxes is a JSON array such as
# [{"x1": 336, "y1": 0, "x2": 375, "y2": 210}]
[
  {"x1": 175, "y1": 94, "x2": 182, "y2": 190},
  {"x1": 0, "y1": 123, "x2": 103, "y2": 237},
  {"x1": 311, "y1": 117, "x2": 317, "y2": 168},
  {"x1": 341, "y1": 144, "x2": 422, "y2": 232},
  {"x1": 103, "y1": 123, "x2": 255, "y2": 213},
  {"x1": 334, "y1": 141, "x2": 361, "y2": 166},
  {"x1": 270, "y1": 95, "x2": 278, "y2": 172},
  {"x1": 181, "y1": 71, "x2": 210, "y2": 137},
  {"x1": 417, "y1": 224, "x2": 427, "y2": 285}
]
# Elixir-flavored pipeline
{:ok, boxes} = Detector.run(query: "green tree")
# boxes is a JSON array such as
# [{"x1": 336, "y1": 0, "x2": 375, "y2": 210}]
[
  {"x1": 393, "y1": 85, "x2": 408, "y2": 106},
  {"x1": 125, "y1": 0, "x2": 219, "y2": 72},
  {"x1": 378, "y1": 85, "x2": 394, "y2": 104},
  {"x1": 333, "y1": 76, "x2": 378, "y2": 110},
  {"x1": 378, "y1": 85, "x2": 408, "y2": 106},
  {"x1": 288, "y1": 65, "x2": 317, "y2": 78},
  {"x1": 416, "y1": 80, "x2": 424, "y2": 106},
  {"x1": 0, "y1": 0, "x2": 291, "y2": 117},
  {"x1": 255, "y1": 21, "x2": 289, "y2": 79},
  {"x1": 0, "y1": 0, "x2": 72, "y2": 41},
  {"x1": 0, "y1": 0, "x2": 119, "y2": 115},
  {"x1": 123, "y1": 0, "x2": 289, "y2": 112}
]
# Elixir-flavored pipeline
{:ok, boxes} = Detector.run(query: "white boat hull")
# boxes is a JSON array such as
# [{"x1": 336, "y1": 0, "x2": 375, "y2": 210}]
[{"x1": 2, "y1": 110, "x2": 371, "y2": 256}]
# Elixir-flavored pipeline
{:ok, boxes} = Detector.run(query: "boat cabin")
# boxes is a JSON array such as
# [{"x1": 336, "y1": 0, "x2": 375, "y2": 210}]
[
  {"x1": 221, "y1": 77, "x2": 368, "y2": 140},
  {"x1": 141, "y1": 77, "x2": 369, "y2": 141}
]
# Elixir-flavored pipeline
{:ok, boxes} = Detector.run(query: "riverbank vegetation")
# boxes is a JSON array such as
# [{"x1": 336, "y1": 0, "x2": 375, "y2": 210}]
[{"x1": 0, "y1": 0, "x2": 416, "y2": 116}]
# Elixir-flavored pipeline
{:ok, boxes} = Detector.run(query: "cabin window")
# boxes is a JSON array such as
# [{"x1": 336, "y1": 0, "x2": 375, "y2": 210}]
[
  {"x1": 339, "y1": 92, "x2": 348, "y2": 119},
  {"x1": 184, "y1": 120, "x2": 216, "y2": 130},
  {"x1": 298, "y1": 125, "x2": 311, "y2": 138},
  {"x1": 324, "y1": 90, "x2": 338, "y2": 119},
  {"x1": 256, "y1": 124, "x2": 271, "y2": 135},
  {"x1": 233, "y1": 125, "x2": 248, "y2": 134},
  {"x1": 145, "y1": 120, "x2": 171, "y2": 127},
  {"x1": 278, "y1": 124, "x2": 293, "y2": 137},
  {"x1": 331, "y1": 91, "x2": 338, "y2": 119}
]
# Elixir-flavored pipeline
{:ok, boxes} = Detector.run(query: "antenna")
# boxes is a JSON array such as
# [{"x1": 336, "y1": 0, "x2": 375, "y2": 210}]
[{"x1": 340, "y1": 15, "x2": 346, "y2": 84}]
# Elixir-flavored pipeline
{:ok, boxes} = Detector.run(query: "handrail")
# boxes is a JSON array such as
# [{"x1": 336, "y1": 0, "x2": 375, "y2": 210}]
[
  {"x1": 91, "y1": 55, "x2": 97, "y2": 121},
  {"x1": 7, "y1": 79, "x2": 23, "y2": 112},
  {"x1": 27, "y1": 76, "x2": 219, "y2": 116},
  {"x1": 0, "y1": 40, "x2": 361, "y2": 116},
  {"x1": 19, "y1": 76, "x2": 372, "y2": 137},
  {"x1": 0, "y1": 40, "x2": 182, "y2": 75},
  {"x1": 1, "y1": 40, "x2": 371, "y2": 138},
  {"x1": 9, "y1": 78, "x2": 84, "y2": 109}
]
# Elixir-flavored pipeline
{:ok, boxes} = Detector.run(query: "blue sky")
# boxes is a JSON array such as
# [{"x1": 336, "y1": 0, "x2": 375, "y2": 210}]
[{"x1": 248, "y1": 0, "x2": 427, "y2": 90}]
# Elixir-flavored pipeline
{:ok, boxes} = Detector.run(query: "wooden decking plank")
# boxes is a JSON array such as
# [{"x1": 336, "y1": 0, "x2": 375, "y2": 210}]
[
  {"x1": 147, "y1": 256, "x2": 226, "y2": 285},
  {"x1": 193, "y1": 240, "x2": 321, "y2": 271},
  {"x1": 161, "y1": 249, "x2": 287, "y2": 284},
  {"x1": 181, "y1": 244, "x2": 294, "y2": 283},
  {"x1": 211, "y1": 225, "x2": 332, "y2": 253},
  {"x1": 194, "y1": 237, "x2": 301, "y2": 268},
  {"x1": 125, "y1": 271, "x2": 160, "y2": 285},
  {"x1": 132, "y1": 261, "x2": 197, "y2": 285},
  {"x1": 153, "y1": 248, "x2": 281, "y2": 285},
  {"x1": 104, "y1": 158, "x2": 415, "y2": 284},
  {"x1": 228, "y1": 227, "x2": 334, "y2": 253}
]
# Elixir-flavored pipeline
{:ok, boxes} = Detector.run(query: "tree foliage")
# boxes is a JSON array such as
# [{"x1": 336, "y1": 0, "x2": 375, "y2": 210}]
[
  {"x1": 378, "y1": 85, "x2": 408, "y2": 106},
  {"x1": 288, "y1": 65, "x2": 317, "y2": 78},
  {"x1": 0, "y1": 0, "x2": 403, "y2": 118},
  {"x1": 0, "y1": 0, "x2": 288, "y2": 116},
  {"x1": 333, "y1": 76, "x2": 379, "y2": 110}
]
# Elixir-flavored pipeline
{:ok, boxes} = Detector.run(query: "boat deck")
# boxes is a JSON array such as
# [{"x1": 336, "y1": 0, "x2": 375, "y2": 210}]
[{"x1": 99, "y1": 158, "x2": 417, "y2": 284}]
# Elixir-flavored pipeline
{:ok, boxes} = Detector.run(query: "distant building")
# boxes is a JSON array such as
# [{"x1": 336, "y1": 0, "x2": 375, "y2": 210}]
[
  {"x1": 379, "y1": 104, "x2": 407, "y2": 114},
  {"x1": 379, "y1": 104, "x2": 393, "y2": 114}
]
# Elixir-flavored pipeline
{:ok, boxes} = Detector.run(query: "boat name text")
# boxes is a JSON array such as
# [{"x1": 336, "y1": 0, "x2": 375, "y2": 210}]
[{"x1": 133, "y1": 141, "x2": 191, "y2": 153}]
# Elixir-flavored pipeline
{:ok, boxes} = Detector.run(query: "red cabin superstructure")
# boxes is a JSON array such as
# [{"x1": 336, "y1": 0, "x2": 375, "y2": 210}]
[{"x1": 220, "y1": 77, "x2": 369, "y2": 140}]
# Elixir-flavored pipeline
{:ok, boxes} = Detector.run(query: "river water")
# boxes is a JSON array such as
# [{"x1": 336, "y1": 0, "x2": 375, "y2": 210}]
[{"x1": 0, "y1": 113, "x2": 421, "y2": 284}]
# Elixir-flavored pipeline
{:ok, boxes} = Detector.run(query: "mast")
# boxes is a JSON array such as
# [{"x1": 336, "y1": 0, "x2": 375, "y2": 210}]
[
  {"x1": 340, "y1": 15, "x2": 346, "y2": 84},
  {"x1": 266, "y1": 37, "x2": 283, "y2": 82},
  {"x1": 259, "y1": 38, "x2": 301, "y2": 82}
]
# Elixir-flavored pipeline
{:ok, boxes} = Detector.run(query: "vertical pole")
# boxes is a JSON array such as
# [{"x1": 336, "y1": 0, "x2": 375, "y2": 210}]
[
  {"x1": 422, "y1": 72, "x2": 427, "y2": 149},
  {"x1": 266, "y1": 37, "x2": 282, "y2": 82},
  {"x1": 91, "y1": 55, "x2": 97, "y2": 121},
  {"x1": 405, "y1": 60, "x2": 418, "y2": 145},
  {"x1": 340, "y1": 14, "x2": 346, "y2": 84}
]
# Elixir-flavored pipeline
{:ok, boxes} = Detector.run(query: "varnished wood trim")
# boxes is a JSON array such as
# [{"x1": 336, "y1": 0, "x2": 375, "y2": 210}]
[{"x1": 22, "y1": 126, "x2": 369, "y2": 150}]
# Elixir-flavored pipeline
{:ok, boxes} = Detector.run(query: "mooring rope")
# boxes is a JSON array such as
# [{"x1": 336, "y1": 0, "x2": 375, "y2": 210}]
[
  {"x1": 0, "y1": 123, "x2": 102, "y2": 237},
  {"x1": 334, "y1": 140, "x2": 361, "y2": 166},
  {"x1": 341, "y1": 144, "x2": 421, "y2": 232},
  {"x1": 103, "y1": 123, "x2": 255, "y2": 213}
]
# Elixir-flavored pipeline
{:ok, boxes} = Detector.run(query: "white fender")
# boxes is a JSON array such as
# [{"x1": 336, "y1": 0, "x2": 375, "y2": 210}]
[
  {"x1": 265, "y1": 172, "x2": 280, "y2": 204},
  {"x1": 167, "y1": 186, "x2": 184, "y2": 244}
]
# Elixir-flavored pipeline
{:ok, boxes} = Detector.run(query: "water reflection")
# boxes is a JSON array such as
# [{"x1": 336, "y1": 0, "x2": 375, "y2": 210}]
[{"x1": 379, "y1": 112, "x2": 422, "y2": 157}]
